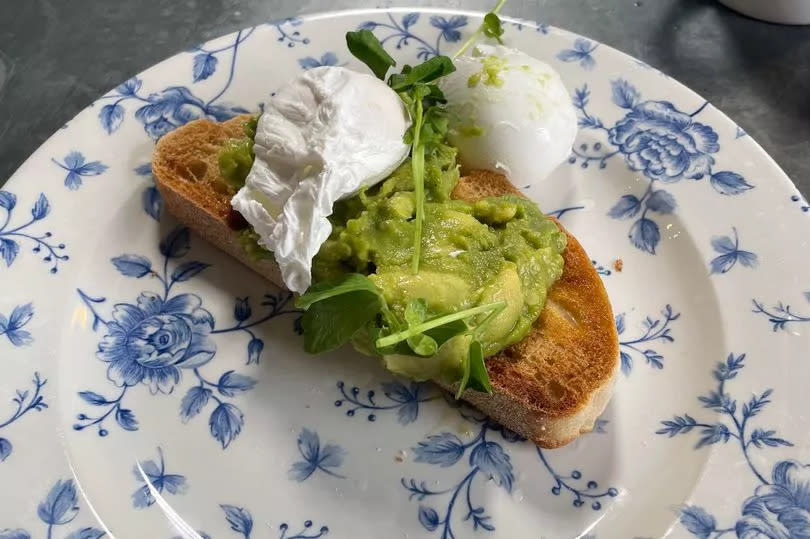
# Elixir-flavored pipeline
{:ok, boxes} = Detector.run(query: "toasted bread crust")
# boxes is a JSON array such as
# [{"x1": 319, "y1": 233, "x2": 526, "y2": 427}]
[{"x1": 152, "y1": 118, "x2": 619, "y2": 448}]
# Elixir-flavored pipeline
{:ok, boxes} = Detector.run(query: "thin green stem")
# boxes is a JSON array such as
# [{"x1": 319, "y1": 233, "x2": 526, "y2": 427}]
[
  {"x1": 376, "y1": 301, "x2": 505, "y2": 348},
  {"x1": 410, "y1": 98, "x2": 425, "y2": 274},
  {"x1": 452, "y1": 0, "x2": 507, "y2": 59}
]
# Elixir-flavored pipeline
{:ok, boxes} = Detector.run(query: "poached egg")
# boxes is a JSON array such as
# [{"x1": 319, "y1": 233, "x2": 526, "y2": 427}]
[
  {"x1": 439, "y1": 44, "x2": 577, "y2": 186},
  {"x1": 231, "y1": 66, "x2": 410, "y2": 293}
]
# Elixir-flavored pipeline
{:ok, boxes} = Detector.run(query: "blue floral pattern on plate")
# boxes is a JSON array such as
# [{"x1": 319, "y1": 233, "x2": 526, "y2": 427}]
[
  {"x1": 709, "y1": 228, "x2": 758, "y2": 275},
  {"x1": 359, "y1": 13, "x2": 467, "y2": 59},
  {"x1": 289, "y1": 428, "x2": 346, "y2": 482},
  {"x1": 73, "y1": 227, "x2": 297, "y2": 448},
  {"x1": 51, "y1": 152, "x2": 108, "y2": 191},
  {"x1": 0, "y1": 191, "x2": 66, "y2": 273},
  {"x1": 658, "y1": 353, "x2": 809, "y2": 537},
  {"x1": 95, "y1": 30, "x2": 251, "y2": 138},
  {"x1": 0, "y1": 479, "x2": 106, "y2": 539},
  {"x1": 752, "y1": 292, "x2": 810, "y2": 331},
  {"x1": 131, "y1": 447, "x2": 187, "y2": 508},
  {"x1": 616, "y1": 305, "x2": 680, "y2": 374},
  {"x1": 0, "y1": 303, "x2": 34, "y2": 347},
  {"x1": 0, "y1": 372, "x2": 46, "y2": 464},
  {"x1": 556, "y1": 38, "x2": 598, "y2": 70},
  {"x1": 571, "y1": 80, "x2": 753, "y2": 254}
]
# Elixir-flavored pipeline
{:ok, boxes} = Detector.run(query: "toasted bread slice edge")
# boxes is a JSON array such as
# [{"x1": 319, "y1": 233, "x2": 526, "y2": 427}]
[{"x1": 152, "y1": 118, "x2": 619, "y2": 448}]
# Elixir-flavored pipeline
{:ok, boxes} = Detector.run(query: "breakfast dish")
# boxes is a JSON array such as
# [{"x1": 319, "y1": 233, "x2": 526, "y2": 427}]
[
  {"x1": 152, "y1": 21, "x2": 619, "y2": 448},
  {"x1": 1, "y1": 9, "x2": 808, "y2": 539}
]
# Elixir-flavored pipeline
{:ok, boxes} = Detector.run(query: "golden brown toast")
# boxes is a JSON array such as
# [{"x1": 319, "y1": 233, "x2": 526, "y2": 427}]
[{"x1": 152, "y1": 116, "x2": 619, "y2": 448}]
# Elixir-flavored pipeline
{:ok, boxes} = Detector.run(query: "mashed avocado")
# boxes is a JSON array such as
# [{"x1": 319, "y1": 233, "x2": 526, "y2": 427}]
[
  {"x1": 219, "y1": 124, "x2": 567, "y2": 382},
  {"x1": 312, "y1": 143, "x2": 567, "y2": 378},
  {"x1": 218, "y1": 115, "x2": 258, "y2": 191}
]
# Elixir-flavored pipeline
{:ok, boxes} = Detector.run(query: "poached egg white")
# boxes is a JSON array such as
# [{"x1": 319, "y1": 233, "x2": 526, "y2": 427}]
[
  {"x1": 439, "y1": 44, "x2": 577, "y2": 186},
  {"x1": 231, "y1": 66, "x2": 410, "y2": 293}
]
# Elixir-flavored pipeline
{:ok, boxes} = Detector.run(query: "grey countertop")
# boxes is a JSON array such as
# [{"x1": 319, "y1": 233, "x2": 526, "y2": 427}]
[{"x1": 0, "y1": 0, "x2": 808, "y2": 194}]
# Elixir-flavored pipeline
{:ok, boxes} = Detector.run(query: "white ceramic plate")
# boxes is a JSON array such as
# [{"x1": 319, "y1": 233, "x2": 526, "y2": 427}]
[{"x1": 2, "y1": 9, "x2": 809, "y2": 539}]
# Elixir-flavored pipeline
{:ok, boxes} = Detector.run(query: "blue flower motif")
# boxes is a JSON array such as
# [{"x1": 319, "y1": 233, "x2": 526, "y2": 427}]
[
  {"x1": 0, "y1": 303, "x2": 34, "y2": 346},
  {"x1": 247, "y1": 337, "x2": 263, "y2": 365},
  {"x1": 709, "y1": 228, "x2": 758, "y2": 274},
  {"x1": 271, "y1": 17, "x2": 311, "y2": 47},
  {"x1": 75, "y1": 227, "x2": 290, "y2": 447},
  {"x1": 209, "y1": 402, "x2": 244, "y2": 449},
  {"x1": 334, "y1": 379, "x2": 437, "y2": 424},
  {"x1": 617, "y1": 305, "x2": 680, "y2": 374},
  {"x1": 116, "y1": 77, "x2": 142, "y2": 96},
  {"x1": 99, "y1": 103, "x2": 124, "y2": 134},
  {"x1": 234, "y1": 297, "x2": 251, "y2": 322},
  {"x1": 221, "y1": 504, "x2": 253, "y2": 536},
  {"x1": 97, "y1": 292, "x2": 216, "y2": 394},
  {"x1": 470, "y1": 441, "x2": 514, "y2": 493},
  {"x1": 134, "y1": 87, "x2": 245, "y2": 140},
  {"x1": 0, "y1": 192, "x2": 60, "y2": 270},
  {"x1": 213, "y1": 503, "x2": 329, "y2": 539},
  {"x1": 679, "y1": 505, "x2": 717, "y2": 538},
  {"x1": 298, "y1": 52, "x2": 338, "y2": 70},
  {"x1": 609, "y1": 101, "x2": 719, "y2": 183},
  {"x1": 51, "y1": 152, "x2": 108, "y2": 190},
  {"x1": 193, "y1": 53, "x2": 218, "y2": 82},
  {"x1": 359, "y1": 13, "x2": 465, "y2": 59},
  {"x1": 405, "y1": 410, "x2": 617, "y2": 536},
  {"x1": 752, "y1": 295, "x2": 810, "y2": 332},
  {"x1": 0, "y1": 372, "x2": 47, "y2": 464},
  {"x1": 629, "y1": 218, "x2": 660, "y2": 254},
  {"x1": 38, "y1": 479, "x2": 79, "y2": 526},
  {"x1": 556, "y1": 38, "x2": 598, "y2": 70},
  {"x1": 574, "y1": 79, "x2": 753, "y2": 254},
  {"x1": 429, "y1": 15, "x2": 468, "y2": 43},
  {"x1": 413, "y1": 433, "x2": 465, "y2": 467},
  {"x1": 736, "y1": 460, "x2": 810, "y2": 538},
  {"x1": 132, "y1": 447, "x2": 187, "y2": 508},
  {"x1": 710, "y1": 171, "x2": 754, "y2": 195},
  {"x1": 289, "y1": 428, "x2": 346, "y2": 481},
  {"x1": 418, "y1": 506, "x2": 440, "y2": 532},
  {"x1": 134, "y1": 164, "x2": 162, "y2": 221},
  {"x1": 5, "y1": 478, "x2": 105, "y2": 539}
]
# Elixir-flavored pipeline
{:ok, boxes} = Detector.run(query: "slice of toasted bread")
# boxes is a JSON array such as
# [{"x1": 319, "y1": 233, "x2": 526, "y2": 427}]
[{"x1": 152, "y1": 117, "x2": 619, "y2": 448}]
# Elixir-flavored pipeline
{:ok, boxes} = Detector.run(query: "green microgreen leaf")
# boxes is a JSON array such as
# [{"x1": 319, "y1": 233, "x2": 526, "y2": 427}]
[
  {"x1": 346, "y1": 29, "x2": 396, "y2": 79},
  {"x1": 301, "y1": 291, "x2": 381, "y2": 353},
  {"x1": 297, "y1": 274, "x2": 387, "y2": 354},
  {"x1": 482, "y1": 12, "x2": 505, "y2": 44},
  {"x1": 456, "y1": 339, "x2": 492, "y2": 397},
  {"x1": 466, "y1": 340, "x2": 493, "y2": 393},
  {"x1": 453, "y1": 0, "x2": 508, "y2": 59},
  {"x1": 403, "y1": 299, "x2": 438, "y2": 356},
  {"x1": 407, "y1": 333, "x2": 438, "y2": 356},
  {"x1": 388, "y1": 56, "x2": 456, "y2": 91},
  {"x1": 423, "y1": 319, "x2": 469, "y2": 347},
  {"x1": 295, "y1": 273, "x2": 382, "y2": 309},
  {"x1": 456, "y1": 344, "x2": 472, "y2": 399}
]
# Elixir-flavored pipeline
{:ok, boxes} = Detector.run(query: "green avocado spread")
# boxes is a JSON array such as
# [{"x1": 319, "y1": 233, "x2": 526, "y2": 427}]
[{"x1": 219, "y1": 125, "x2": 567, "y2": 383}]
